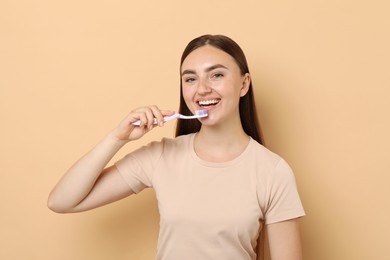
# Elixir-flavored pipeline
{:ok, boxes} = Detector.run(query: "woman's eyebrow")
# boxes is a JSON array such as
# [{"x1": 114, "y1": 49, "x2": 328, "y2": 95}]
[
  {"x1": 181, "y1": 64, "x2": 228, "y2": 76},
  {"x1": 181, "y1": 69, "x2": 196, "y2": 76},
  {"x1": 205, "y1": 64, "x2": 228, "y2": 72}
]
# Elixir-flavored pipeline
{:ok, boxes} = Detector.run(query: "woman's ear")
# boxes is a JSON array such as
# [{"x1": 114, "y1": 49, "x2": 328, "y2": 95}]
[{"x1": 240, "y1": 73, "x2": 251, "y2": 97}]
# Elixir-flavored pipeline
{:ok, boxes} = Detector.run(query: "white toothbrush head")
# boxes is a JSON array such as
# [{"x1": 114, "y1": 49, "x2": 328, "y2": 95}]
[{"x1": 194, "y1": 109, "x2": 208, "y2": 117}]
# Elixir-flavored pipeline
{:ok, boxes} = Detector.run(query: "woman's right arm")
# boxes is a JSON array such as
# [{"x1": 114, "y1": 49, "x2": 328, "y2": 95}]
[{"x1": 47, "y1": 106, "x2": 174, "y2": 213}]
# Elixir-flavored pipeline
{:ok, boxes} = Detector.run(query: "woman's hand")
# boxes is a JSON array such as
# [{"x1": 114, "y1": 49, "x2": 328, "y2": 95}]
[{"x1": 112, "y1": 105, "x2": 175, "y2": 141}]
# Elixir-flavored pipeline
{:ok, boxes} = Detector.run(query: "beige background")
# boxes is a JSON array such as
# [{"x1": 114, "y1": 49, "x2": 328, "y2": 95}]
[{"x1": 1, "y1": 0, "x2": 389, "y2": 259}]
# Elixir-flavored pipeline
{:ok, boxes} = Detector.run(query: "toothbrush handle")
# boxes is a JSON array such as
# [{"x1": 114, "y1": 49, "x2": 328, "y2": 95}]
[{"x1": 131, "y1": 114, "x2": 179, "y2": 126}]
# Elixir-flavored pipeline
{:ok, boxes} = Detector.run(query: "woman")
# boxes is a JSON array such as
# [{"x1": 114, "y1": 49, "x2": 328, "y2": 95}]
[{"x1": 48, "y1": 34, "x2": 305, "y2": 260}]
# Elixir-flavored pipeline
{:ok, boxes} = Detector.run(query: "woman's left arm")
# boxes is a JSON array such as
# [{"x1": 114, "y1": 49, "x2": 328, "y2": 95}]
[{"x1": 267, "y1": 218, "x2": 303, "y2": 260}]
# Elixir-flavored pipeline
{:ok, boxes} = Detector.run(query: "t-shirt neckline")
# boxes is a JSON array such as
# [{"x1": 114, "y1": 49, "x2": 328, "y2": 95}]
[{"x1": 189, "y1": 133, "x2": 254, "y2": 168}]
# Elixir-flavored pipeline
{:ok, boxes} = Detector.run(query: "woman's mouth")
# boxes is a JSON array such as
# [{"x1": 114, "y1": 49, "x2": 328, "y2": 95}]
[{"x1": 197, "y1": 99, "x2": 221, "y2": 108}]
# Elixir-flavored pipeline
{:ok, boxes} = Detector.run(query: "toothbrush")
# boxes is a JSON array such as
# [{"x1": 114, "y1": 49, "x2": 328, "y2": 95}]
[{"x1": 131, "y1": 109, "x2": 208, "y2": 126}]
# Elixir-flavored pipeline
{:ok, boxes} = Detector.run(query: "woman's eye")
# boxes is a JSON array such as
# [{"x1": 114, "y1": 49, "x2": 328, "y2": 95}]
[
  {"x1": 184, "y1": 77, "x2": 196, "y2": 83},
  {"x1": 213, "y1": 73, "x2": 224, "y2": 78}
]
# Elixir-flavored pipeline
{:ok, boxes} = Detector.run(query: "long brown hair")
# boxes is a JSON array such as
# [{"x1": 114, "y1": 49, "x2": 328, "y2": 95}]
[{"x1": 175, "y1": 34, "x2": 264, "y2": 145}]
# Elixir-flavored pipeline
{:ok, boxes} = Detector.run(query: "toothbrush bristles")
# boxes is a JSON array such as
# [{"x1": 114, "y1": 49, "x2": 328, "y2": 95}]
[{"x1": 195, "y1": 109, "x2": 208, "y2": 117}]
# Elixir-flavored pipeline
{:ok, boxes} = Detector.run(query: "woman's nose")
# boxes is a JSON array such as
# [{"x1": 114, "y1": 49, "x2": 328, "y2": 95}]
[{"x1": 197, "y1": 78, "x2": 212, "y2": 94}]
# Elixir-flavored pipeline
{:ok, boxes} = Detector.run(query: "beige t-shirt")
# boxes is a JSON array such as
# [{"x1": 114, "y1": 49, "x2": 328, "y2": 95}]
[{"x1": 115, "y1": 133, "x2": 305, "y2": 260}]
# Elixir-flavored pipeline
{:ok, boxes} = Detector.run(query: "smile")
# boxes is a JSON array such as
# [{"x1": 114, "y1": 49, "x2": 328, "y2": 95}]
[{"x1": 197, "y1": 99, "x2": 220, "y2": 107}]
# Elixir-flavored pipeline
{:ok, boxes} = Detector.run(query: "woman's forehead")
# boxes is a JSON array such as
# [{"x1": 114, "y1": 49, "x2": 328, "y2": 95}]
[{"x1": 181, "y1": 45, "x2": 237, "y2": 71}]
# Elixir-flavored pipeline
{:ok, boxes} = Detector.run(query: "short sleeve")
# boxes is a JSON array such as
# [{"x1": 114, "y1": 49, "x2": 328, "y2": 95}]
[
  {"x1": 264, "y1": 159, "x2": 305, "y2": 224},
  {"x1": 114, "y1": 140, "x2": 164, "y2": 194}
]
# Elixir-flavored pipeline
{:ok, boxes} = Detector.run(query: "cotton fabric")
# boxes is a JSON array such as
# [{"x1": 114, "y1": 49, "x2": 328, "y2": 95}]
[{"x1": 115, "y1": 133, "x2": 305, "y2": 260}]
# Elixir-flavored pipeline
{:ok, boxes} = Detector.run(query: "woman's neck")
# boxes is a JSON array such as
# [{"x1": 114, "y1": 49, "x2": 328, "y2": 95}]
[{"x1": 194, "y1": 124, "x2": 250, "y2": 163}]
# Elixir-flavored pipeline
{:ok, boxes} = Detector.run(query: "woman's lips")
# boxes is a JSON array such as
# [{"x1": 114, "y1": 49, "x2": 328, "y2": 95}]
[{"x1": 197, "y1": 98, "x2": 221, "y2": 108}]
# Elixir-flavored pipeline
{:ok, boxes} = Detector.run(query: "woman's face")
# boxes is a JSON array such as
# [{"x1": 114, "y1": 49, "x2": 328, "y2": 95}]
[{"x1": 181, "y1": 45, "x2": 250, "y2": 127}]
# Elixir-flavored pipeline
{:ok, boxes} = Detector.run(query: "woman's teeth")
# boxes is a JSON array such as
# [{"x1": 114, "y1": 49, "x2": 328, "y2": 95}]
[{"x1": 198, "y1": 99, "x2": 220, "y2": 107}]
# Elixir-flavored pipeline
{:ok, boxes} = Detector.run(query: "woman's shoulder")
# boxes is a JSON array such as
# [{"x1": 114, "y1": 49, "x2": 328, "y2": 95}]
[
  {"x1": 249, "y1": 138, "x2": 284, "y2": 167},
  {"x1": 161, "y1": 133, "x2": 193, "y2": 145},
  {"x1": 122, "y1": 133, "x2": 194, "y2": 162},
  {"x1": 147, "y1": 133, "x2": 194, "y2": 153},
  {"x1": 249, "y1": 140, "x2": 298, "y2": 193}
]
